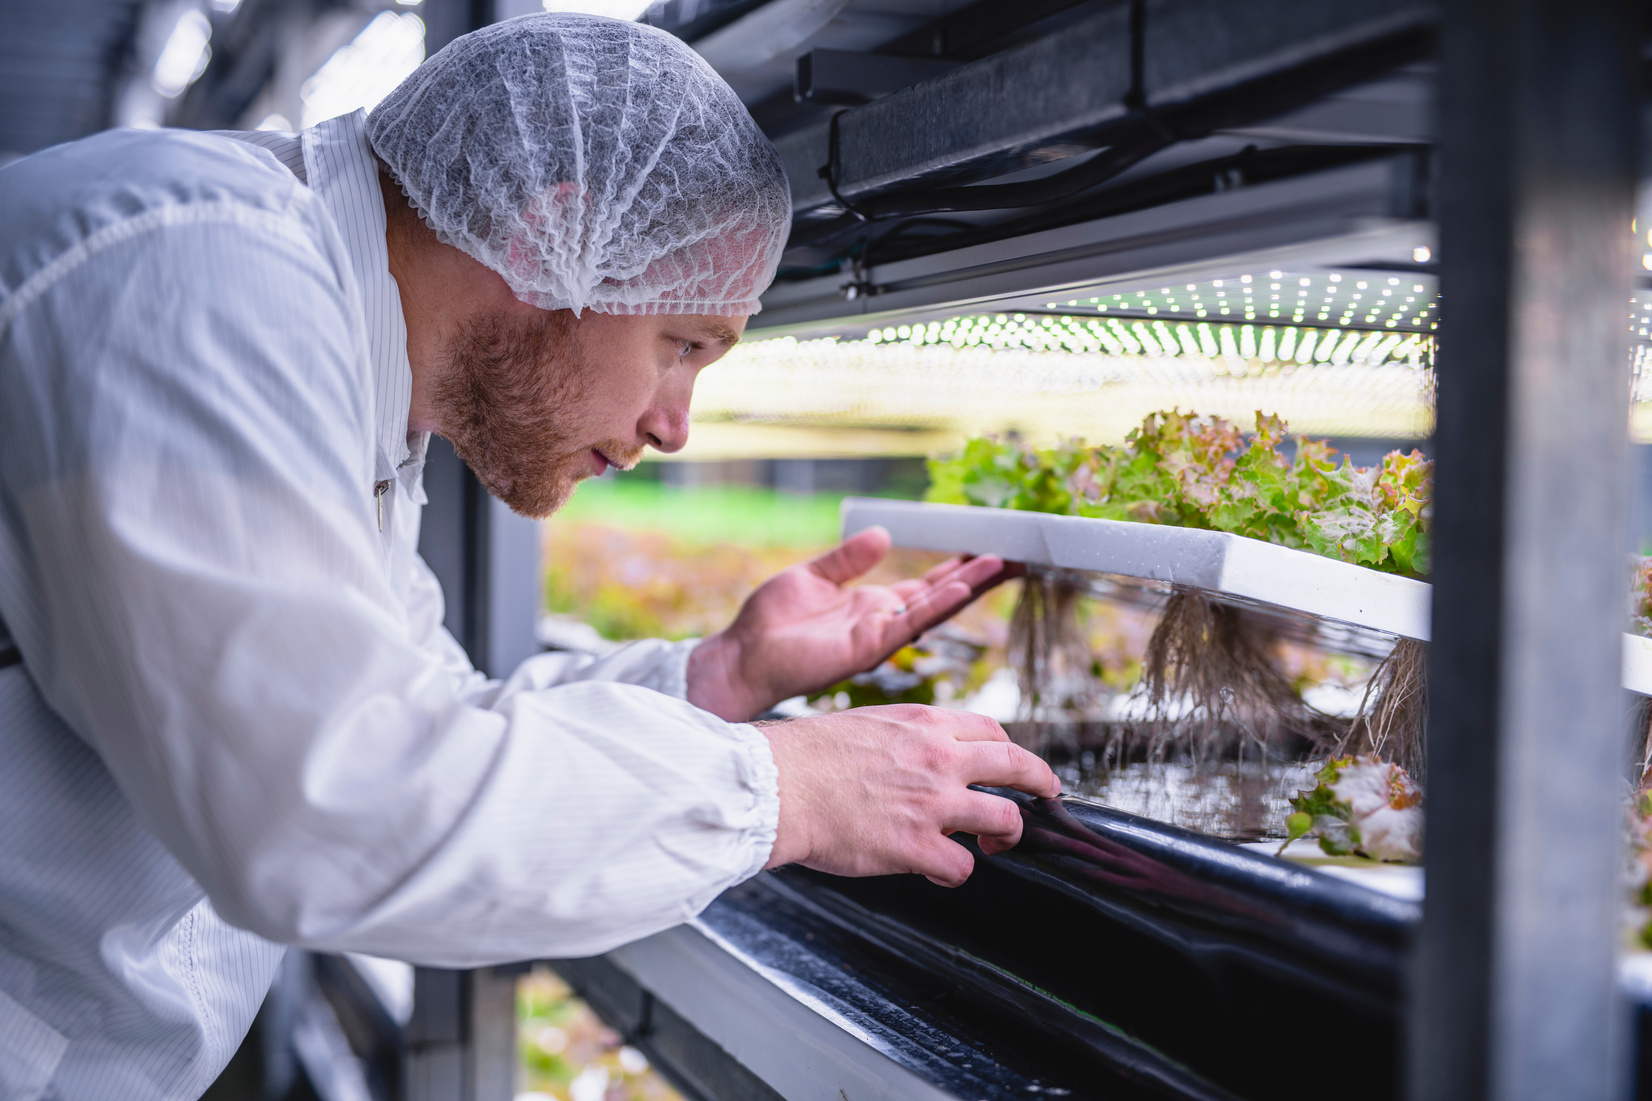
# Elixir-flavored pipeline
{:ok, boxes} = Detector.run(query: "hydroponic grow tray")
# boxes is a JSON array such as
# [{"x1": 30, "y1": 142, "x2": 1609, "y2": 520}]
[{"x1": 842, "y1": 497, "x2": 1652, "y2": 695}]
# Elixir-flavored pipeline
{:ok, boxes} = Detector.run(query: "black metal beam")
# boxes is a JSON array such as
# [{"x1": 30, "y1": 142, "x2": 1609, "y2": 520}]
[
  {"x1": 638, "y1": 0, "x2": 773, "y2": 45},
  {"x1": 775, "y1": 0, "x2": 1437, "y2": 222},
  {"x1": 1414, "y1": 0, "x2": 1639, "y2": 1097},
  {"x1": 754, "y1": 153, "x2": 1427, "y2": 337},
  {"x1": 794, "y1": 49, "x2": 961, "y2": 107},
  {"x1": 870, "y1": 0, "x2": 1102, "y2": 63},
  {"x1": 746, "y1": 0, "x2": 1103, "y2": 141}
]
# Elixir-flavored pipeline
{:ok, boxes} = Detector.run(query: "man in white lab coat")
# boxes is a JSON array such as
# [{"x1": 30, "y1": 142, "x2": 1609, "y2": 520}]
[{"x1": 0, "y1": 12, "x2": 1056, "y2": 1101}]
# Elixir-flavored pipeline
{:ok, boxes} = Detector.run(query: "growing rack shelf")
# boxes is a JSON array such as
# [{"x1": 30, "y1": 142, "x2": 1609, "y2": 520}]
[{"x1": 843, "y1": 497, "x2": 1652, "y2": 694}]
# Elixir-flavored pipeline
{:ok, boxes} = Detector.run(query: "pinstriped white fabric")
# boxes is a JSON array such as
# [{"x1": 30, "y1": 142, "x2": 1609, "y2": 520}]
[
  {"x1": 206, "y1": 127, "x2": 307, "y2": 183},
  {"x1": 0, "y1": 668, "x2": 287, "y2": 1101},
  {"x1": 220, "y1": 119, "x2": 416, "y2": 491},
  {"x1": 0, "y1": 116, "x2": 778, "y2": 1101},
  {"x1": 302, "y1": 116, "x2": 412, "y2": 473}
]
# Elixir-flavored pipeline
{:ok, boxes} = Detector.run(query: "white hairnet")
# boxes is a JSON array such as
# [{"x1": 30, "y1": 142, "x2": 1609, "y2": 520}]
[{"x1": 366, "y1": 13, "x2": 790, "y2": 316}]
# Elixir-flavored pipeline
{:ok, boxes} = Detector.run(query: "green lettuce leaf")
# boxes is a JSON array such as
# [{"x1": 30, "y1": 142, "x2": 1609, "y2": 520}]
[{"x1": 927, "y1": 410, "x2": 1433, "y2": 579}]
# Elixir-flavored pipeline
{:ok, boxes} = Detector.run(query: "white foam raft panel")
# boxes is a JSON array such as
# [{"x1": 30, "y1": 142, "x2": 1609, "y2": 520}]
[
  {"x1": 1626, "y1": 634, "x2": 1652, "y2": 696},
  {"x1": 841, "y1": 497, "x2": 1652, "y2": 696}
]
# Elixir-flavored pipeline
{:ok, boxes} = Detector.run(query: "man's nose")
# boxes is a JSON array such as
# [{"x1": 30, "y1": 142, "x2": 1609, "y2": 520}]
[{"x1": 639, "y1": 391, "x2": 691, "y2": 453}]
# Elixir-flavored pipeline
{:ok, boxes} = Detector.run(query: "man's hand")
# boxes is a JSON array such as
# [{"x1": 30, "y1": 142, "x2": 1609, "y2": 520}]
[
  {"x1": 687, "y1": 526, "x2": 1017, "y2": 721},
  {"x1": 759, "y1": 705, "x2": 1060, "y2": 886}
]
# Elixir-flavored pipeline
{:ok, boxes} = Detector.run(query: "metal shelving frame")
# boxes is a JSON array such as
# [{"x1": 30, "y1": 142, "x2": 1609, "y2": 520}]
[
  {"x1": 1415, "y1": 4, "x2": 1637, "y2": 1099},
  {"x1": 390, "y1": 1, "x2": 1646, "y2": 1099}
]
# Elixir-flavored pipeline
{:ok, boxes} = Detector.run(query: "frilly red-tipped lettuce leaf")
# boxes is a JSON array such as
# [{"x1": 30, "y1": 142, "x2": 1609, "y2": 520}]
[
  {"x1": 926, "y1": 410, "x2": 1433, "y2": 578},
  {"x1": 1283, "y1": 755, "x2": 1424, "y2": 863},
  {"x1": 1631, "y1": 559, "x2": 1652, "y2": 639}
]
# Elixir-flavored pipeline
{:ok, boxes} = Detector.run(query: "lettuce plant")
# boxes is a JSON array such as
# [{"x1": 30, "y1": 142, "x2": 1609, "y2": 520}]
[
  {"x1": 927, "y1": 410, "x2": 1433, "y2": 578},
  {"x1": 1283, "y1": 755, "x2": 1424, "y2": 863}
]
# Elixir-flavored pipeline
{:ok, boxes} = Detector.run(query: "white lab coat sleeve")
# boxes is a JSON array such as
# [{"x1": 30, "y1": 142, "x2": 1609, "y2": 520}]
[
  {"x1": 399, "y1": 549, "x2": 489, "y2": 691},
  {"x1": 0, "y1": 208, "x2": 778, "y2": 965},
  {"x1": 400, "y1": 545, "x2": 701, "y2": 704}
]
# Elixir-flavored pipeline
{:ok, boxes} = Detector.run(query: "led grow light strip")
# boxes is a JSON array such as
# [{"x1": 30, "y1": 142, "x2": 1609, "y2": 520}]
[
  {"x1": 864, "y1": 313, "x2": 1435, "y2": 369},
  {"x1": 1035, "y1": 269, "x2": 1440, "y2": 332}
]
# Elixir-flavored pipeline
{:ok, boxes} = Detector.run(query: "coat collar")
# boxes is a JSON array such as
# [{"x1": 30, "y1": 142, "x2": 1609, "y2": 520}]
[{"x1": 302, "y1": 111, "x2": 424, "y2": 478}]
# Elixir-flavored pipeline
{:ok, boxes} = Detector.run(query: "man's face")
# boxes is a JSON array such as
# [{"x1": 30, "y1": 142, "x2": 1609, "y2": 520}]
[{"x1": 431, "y1": 306, "x2": 746, "y2": 518}]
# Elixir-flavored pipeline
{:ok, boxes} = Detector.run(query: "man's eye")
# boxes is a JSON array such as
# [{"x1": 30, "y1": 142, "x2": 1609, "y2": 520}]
[{"x1": 676, "y1": 339, "x2": 694, "y2": 358}]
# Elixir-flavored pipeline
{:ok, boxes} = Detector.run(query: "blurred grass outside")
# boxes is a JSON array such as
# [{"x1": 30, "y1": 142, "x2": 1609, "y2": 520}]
[
  {"x1": 553, "y1": 476, "x2": 848, "y2": 549},
  {"x1": 543, "y1": 521, "x2": 816, "y2": 641},
  {"x1": 543, "y1": 470, "x2": 961, "y2": 644}
]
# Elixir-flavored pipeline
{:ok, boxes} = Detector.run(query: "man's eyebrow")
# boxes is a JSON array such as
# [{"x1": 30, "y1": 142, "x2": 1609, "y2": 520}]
[{"x1": 693, "y1": 318, "x2": 743, "y2": 346}]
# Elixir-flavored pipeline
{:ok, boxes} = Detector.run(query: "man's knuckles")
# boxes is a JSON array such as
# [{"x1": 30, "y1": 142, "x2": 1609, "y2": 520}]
[
  {"x1": 983, "y1": 795, "x2": 1023, "y2": 838},
  {"x1": 1000, "y1": 739, "x2": 1036, "y2": 777},
  {"x1": 914, "y1": 738, "x2": 957, "y2": 776},
  {"x1": 972, "y1": 712, "x2": 1010, "y2": 741},
  {"x1": 948, "y1": 792, "x2": 1020, "y2": 840}
]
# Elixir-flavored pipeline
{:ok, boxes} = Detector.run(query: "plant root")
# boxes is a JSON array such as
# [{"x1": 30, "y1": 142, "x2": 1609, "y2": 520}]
[
  {"x1": 1009, "y1": 571, "x2": 1104, "y2": 723},
  {"x1": 1631, "y1": 693, "x2": 1652, "y2": 793},
  {"x1": 1140, "y1": 589, "x2": 1328, "y2": 757},
  {"x1": 1336, "y1": 637, "x2": 1429, "y2": 783}
]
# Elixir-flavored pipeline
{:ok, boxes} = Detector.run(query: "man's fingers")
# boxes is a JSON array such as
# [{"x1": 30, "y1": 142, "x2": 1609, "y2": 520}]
[
  {"x1": 945, "y1": 790, "x2": 1026, "y2": 848},
  {"x1": 890, "y1": 579, "x2": 972, "y2": 631},
  {"x1": 887, "y1": 577, "x2": 931, "y2": 602},
  {"x1": 968, "y1": 557, "x2": 1025, "y2": 596},
  {"x1": 923, "y1": 553, "x2": 1009, "y2": 595},
  {"x1": 901, "y1": 557, "x2": 1016, "y2": 633},
  {"x1": 918, "y1": 555, "x2": 970, "y2": 584},
  {"x1": 937, "y1": 709, "x2": 1012, "y2": 742},
  {"x1": 860, "y1": 555, "x2": 1023, "y2": 666},
  {"x1": 957, "y1": 740, "x2": 1062, "y2": 797},
  {"x1": 915, "y1": 837, "x2": 975, "y2": 888},
  {"x1": 849, "y1": 580, "x2": 969, "y2": 667},
  {"x1": 976, "y1": 833, "x2": 1019, "y2": 857},
  {"x1": 892, "y1": 555, "x2": 1011, "y2": 606},
  {"x1": 807, "y1": 527, "x2": 890, "y2": 585},
  {"x1": 879, "y1": 554, "x2": 1003, "y2": 606}
]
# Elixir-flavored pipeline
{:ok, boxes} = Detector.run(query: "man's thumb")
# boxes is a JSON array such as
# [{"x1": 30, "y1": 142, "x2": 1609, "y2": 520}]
[{"x1": 808, "y1": 526, "x2": 891, "y2": 584}]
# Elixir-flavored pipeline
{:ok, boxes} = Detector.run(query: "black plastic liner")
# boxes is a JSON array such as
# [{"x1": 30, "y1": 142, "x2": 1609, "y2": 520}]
[
  {"x1": 762, "y1": 792, "x2": 1418, "y2": 1100},
  {"x1": 682, "y1": 792, "x2": 1652, "y2": 1099}
]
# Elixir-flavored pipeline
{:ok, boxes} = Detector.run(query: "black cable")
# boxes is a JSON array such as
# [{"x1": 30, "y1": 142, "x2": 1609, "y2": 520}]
[
  {"x1": 855, "y1": 131, "x2": 1176, "y2": 218},
  {"x1": 861, "y1": 216, "x2": 976, "y2": 265},
  {"x1": 1125, "y1": 0, "x2": 1147, "y2": 113},
  {"x1": 810, "y1": 0, "x2": 1178, "y2": 223},
  {"x1": 789, "y1": 141, "x2": 1415, "y2": 280},
  {"x1": 794, "y1": 0, "x2": 1432, "y2": 248},
  {"x1": 817, "y1": 109, "x2": 869, "y2": 222}
]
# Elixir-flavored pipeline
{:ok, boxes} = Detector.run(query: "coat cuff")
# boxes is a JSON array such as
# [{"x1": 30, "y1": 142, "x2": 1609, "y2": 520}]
[{"x1": 725, "y1": 720, "x2": 780, "y2": 881}]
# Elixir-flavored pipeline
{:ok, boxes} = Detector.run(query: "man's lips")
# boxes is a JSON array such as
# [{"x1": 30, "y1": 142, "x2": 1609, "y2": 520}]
[{"x1": 588, "y1": 449, "x2": 612, "y2": 477}]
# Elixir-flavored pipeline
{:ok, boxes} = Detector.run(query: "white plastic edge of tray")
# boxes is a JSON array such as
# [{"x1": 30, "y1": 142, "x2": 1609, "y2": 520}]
[
  {"x1": 842, "y1": 497, "x2": 1433, "y2": 640},
  {"x1": 1625, "y1": 634, "x2": 1652, "y2": 696},
  {"x1": 842, "y1": 498, "x2": 1652, "y2": 696}
]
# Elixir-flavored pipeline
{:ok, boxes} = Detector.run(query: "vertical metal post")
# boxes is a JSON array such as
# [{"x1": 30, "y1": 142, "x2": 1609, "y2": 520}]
[
  {"x1": 405, "y1": 967, "x2": 521, "y2": 1101},
  {"x1": 411, "y1": 444, "x2": 537, "y2": 1101},
  {"x1": 1414, "y1": 1, "x2": 1639, "y2": 1098},
  {"x1": 405, "y1": 7, "x2": 535, "y2": 1089},
  {"x1": 417, "y1": 436, "x2": 541, "y2": 680},
  {"x1": 483, "y1": 494, "x2": 544, "y2": 677}
]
